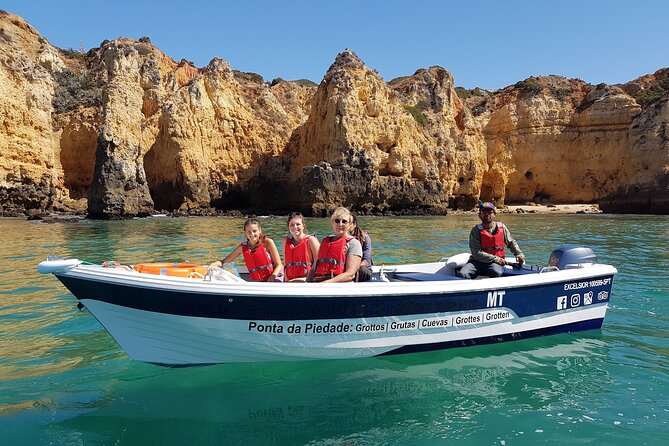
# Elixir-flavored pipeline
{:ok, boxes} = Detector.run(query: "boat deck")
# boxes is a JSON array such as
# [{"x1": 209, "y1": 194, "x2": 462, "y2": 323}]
[{"x1": 389, "y1": 266, "x2": 539, "y2": 282}]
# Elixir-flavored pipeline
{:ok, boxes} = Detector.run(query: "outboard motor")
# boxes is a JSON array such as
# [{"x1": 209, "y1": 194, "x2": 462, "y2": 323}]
[{"x1": 548, "y1": 245, "x2": 598, "y2": 270}]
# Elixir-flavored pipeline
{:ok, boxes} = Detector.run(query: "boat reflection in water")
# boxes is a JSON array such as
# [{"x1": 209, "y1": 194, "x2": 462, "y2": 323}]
[{"x1": 50, "y1": 333, "x2": 610, "y2": 445}]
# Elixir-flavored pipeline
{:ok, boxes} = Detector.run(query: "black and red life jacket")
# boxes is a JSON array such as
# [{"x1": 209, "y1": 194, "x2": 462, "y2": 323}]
[
  {"x1": 477, "y1": 223, "x2": 506, "y2": 258},
  {"x1": 314, "y1": 235, "x2": 352, "y2": 280},
  {"x1": 284, "y1": 234, "x2": 314, "y2": 280}
]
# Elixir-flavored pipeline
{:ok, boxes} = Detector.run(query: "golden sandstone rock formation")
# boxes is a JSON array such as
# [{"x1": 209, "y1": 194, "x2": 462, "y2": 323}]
[{"x1": 0, "y1": 11, "x2": 667, "y2": 217}]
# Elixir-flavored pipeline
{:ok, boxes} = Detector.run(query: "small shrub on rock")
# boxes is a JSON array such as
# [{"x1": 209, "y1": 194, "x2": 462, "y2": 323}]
[
  {"x1": 52, "y1": 69, "x2": 103, "y2": 113},
  {"x1": 403, "y1": 105, "x2": 428, "y2": 126},
  {"x1": 515, "y1": 78, "x2": 544, "y2": 95},
  {"x1": 634, "y1": 77, "x2": 669, "y2": 106}
]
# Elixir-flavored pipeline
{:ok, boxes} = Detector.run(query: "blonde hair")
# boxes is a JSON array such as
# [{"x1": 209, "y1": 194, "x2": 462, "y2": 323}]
[{"x1": 330, "y1": 207, "x2": 352, "y2": 223}]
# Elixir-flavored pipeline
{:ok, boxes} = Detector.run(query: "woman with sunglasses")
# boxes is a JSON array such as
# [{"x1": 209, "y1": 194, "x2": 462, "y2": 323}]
[{"x1": 307, "y1": 207, "x2": 362, "y2": 283}]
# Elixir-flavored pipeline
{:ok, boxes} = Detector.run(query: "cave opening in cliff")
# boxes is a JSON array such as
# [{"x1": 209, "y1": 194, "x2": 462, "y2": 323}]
[
  {"x1": 212, "y1": 186, "x2": 252, "y2": 212},
  {"x1": 144, "y1": 140, "x2": 186, "y2": 212},
  {"x1": 147, "y1": 181, "x2": 186, "y2": 212},
  {"x1": 59, "y1": 121, "x2": 98, "y2": 201}
]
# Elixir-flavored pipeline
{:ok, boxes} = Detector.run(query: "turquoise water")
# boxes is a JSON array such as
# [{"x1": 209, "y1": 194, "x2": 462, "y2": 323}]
[{"x1": 0, "y1": 214, "x2": 667, "y2": 445}]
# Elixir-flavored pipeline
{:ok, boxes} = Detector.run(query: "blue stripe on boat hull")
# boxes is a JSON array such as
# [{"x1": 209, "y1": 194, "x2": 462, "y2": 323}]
[
  {"x1": 378, "y1": 318, "x2": 604, "y2": 357},
  {"x1": 56, "y1": 274, "x2": 614, "y2": 321}
]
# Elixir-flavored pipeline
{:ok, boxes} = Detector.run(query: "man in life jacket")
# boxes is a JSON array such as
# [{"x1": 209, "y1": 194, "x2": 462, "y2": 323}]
[{"x1": 459, "y1": 202, "x2": 525, "y2": 279}]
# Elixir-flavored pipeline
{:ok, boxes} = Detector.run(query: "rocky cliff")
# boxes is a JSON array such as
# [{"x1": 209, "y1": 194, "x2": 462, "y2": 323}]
[{"x1": 1, "y1": 10, "x2": 667, "y2": 217}]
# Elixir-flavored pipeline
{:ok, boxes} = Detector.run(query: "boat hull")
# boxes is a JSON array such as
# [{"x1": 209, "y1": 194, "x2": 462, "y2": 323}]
[{"x1": 52, "y1": 264, "x2": 616, "y2": 365}]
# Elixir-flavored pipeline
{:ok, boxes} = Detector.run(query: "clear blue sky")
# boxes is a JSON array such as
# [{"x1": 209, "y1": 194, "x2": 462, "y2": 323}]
[{"x1": 5, "y1": 0, "x2": 668, "y2": 89}]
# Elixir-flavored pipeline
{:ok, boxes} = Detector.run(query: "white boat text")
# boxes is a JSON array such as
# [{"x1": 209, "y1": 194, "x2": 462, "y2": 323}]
[{"x1": 564, "y1": 278, "x2": 612, "y2": 291}]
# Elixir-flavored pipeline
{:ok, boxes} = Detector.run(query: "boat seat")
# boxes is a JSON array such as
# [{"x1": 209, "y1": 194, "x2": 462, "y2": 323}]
[{"x1": 392, "y1": 272, "x2": 465, "y2": 282}]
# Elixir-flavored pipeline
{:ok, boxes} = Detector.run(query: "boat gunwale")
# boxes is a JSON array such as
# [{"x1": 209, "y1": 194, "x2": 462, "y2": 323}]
[{"x1": 55, "y1": 263, "x2": 618, "y2": 299}]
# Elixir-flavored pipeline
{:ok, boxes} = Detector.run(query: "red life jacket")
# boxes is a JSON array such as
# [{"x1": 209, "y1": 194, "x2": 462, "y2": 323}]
[
  {"x1": 284, "y1": 235, "x2": 314, "y2": 280},
  {"x1": 241, "y1": 241, "x2": 274, "y2": 281},
  {"x1": 314, "y1": 235, "x2": 352, "y2": 280},
  {"x1": 478, "y1": 223, "x2": 506, "y2": 258}
]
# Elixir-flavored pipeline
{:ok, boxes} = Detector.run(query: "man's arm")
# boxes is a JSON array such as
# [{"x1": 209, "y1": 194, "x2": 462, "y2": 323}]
[
  {"x1": 503, "y1": 226, "x2": 522, "y2": 256},
  {"x1": 503, "y1": 225, "x2": 525, "y2": 263}
]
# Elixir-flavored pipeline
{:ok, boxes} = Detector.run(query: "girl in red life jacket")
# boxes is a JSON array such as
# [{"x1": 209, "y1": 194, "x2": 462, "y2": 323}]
[
  {"x1": 282, "y1": 212, "x2": 321, "y2": 282},
  {"x1": 307, "y1": 207, "x2": 362, "y2": 283},
  {"x1": 209, "y1": 218, "x2": 283, "y2": 282}
]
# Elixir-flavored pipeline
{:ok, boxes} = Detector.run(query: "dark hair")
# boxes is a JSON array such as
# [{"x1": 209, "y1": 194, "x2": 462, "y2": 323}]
[
  {"x1": 350, "y1": 213, "x2": 366, "y2": 245},
  {"x1": 287, "y1": 212, "x2": 305, "y2": 226},
  {"x1": 244, "y1": 217, "x2": 261, "y2": 229}
]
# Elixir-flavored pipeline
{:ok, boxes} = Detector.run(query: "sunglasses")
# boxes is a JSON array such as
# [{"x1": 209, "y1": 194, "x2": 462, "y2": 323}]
[{"x1": 334, "y1": 219, "x2": 349, "y2": 224}]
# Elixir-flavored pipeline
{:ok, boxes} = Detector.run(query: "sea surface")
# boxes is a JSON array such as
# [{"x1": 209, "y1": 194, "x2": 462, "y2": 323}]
[{"x1": 0, "y1": 214, "x2": 667, "y2": 445}]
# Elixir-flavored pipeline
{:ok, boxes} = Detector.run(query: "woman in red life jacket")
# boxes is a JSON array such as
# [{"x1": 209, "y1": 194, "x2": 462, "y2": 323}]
[
  {"x1": 282, "y1": 212, "x2": 320, "y2": 282},
  {"x1": 307, "y1": 207, "x2": 362, "y2": 283},
  {"x1": 209, "y1": 217, "x2": 284, "y2": 282}
]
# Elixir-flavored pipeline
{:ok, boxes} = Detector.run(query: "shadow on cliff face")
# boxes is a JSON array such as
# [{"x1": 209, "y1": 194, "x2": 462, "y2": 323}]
[
  {"x1": 600, "y1": 177, "x2": 669, "y2": 214},
  {"x1": 148, "y1": 181, "x2": 188, "y2": 212},
  {"x1": 58, "y1": 116, "x2": 98, "y2": 202},
  {"x1": 210, "y1": 149, "x2": 453, "y2": 217},
  {"x1": 209, "y1": 153, "x2": 310, "y2": 216},
  {"x1": 214, "y1": 180, "x2": 301, "y2": 216},
  {"x1": 144, "y1": 137, "x2": 177, "y2": 212},
  {"x1": 221, "y1": 149, "x2": 369, "y2": 216}
]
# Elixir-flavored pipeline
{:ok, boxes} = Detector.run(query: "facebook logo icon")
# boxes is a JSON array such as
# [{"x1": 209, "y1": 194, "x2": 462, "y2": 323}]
[{"x1": 557, "y1": 296, "x2": 568, "y2": 310}]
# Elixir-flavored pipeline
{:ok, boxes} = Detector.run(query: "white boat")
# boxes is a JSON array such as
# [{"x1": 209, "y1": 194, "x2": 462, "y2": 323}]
[{"x1": 37, "y1": 246, "x2": 616, "y2": 366}]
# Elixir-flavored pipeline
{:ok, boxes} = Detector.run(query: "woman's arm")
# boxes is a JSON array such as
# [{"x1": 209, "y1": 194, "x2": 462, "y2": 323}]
[
  {"x1": 282, "y1": 237, "x2": 288, "y2": 264},
  {"x1": 209, "y1": 245, "x2": 242, "y2": 268},
  {"x1": 265, "y1": 237, "x2": 284, "y2": 280},
  {"x1": 308, "y1": 235, "x2": 321, "y2": 265},
  {"x1": 322, "y1": 254, "x2": 361, "y2": 283},
  {"x1": 303, "y1": 236, "x2": 321, "y2": 282},
  {"x1": 361, "y1": 234, "x2": 373, "y2": 266}
]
